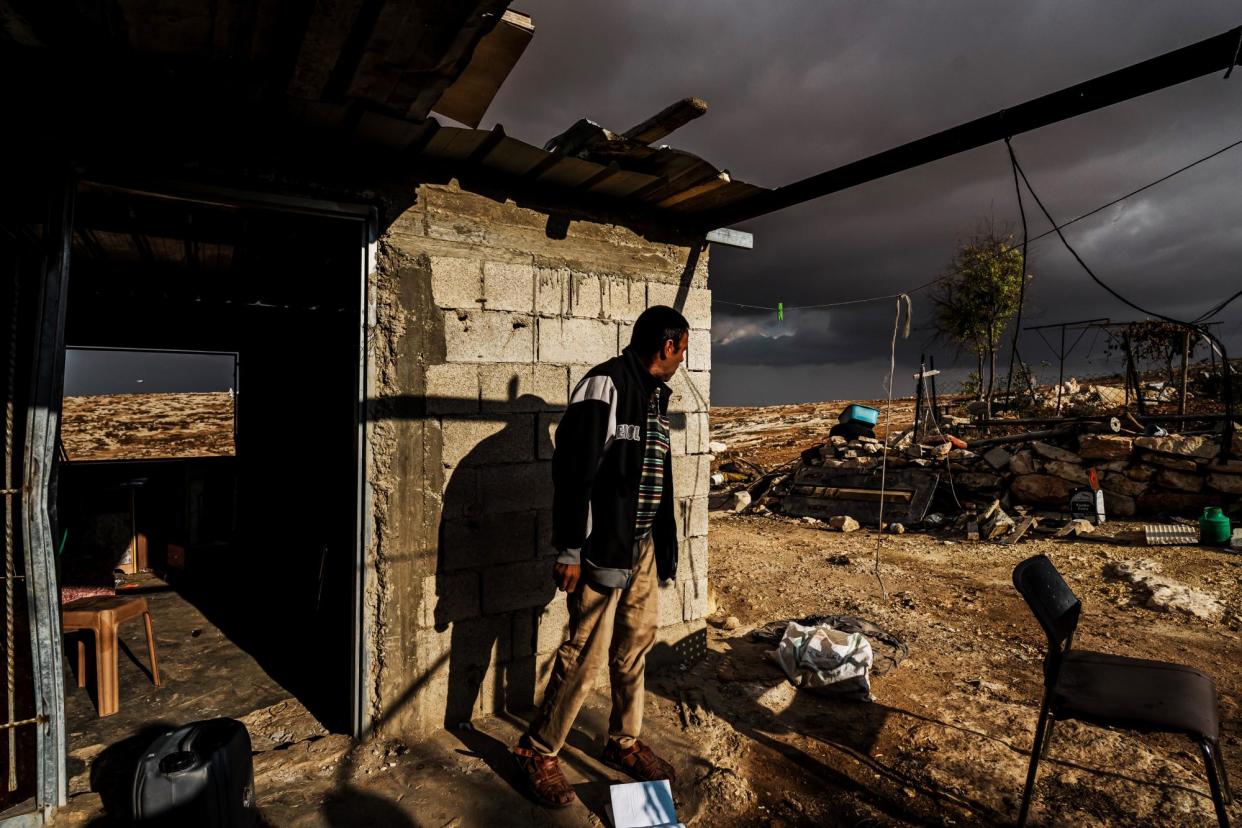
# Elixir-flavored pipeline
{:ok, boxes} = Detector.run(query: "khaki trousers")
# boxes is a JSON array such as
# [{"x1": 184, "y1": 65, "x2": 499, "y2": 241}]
[{"x1": 526, "y1": 534, "x2": 658, "y2": 756}]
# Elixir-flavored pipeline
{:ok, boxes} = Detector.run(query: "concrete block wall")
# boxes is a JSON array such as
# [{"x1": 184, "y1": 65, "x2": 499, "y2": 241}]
[{"x1": 366, "y1": 181, "x2": 712, "y2": 738}]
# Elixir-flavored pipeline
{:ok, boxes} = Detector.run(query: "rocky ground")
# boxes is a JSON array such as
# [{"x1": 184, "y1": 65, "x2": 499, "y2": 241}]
[
  {"x1": 61, "y1": 391, "x2": 234, "y2": 461},
  {"x1": 54, "y1": 390, "x2": 1241, "y2": 826},
  {"x1": 58, "y1": 513, "x2": 1241, "y2": 827}
]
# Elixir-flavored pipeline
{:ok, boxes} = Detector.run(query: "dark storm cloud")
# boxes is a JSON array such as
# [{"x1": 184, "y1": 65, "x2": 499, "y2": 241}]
[{"x1": 485, "y1": 2, "x2": 1242, "y2": 404}]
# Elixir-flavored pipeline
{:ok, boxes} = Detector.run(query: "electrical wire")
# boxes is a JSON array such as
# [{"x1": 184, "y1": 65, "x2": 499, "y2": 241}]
[
  {"x1": 713, "y1": 137, "x2": 1242, "y2": 316},
  {"x1": 1021, "y1": 137, "x2": 1242, "y2": 246},
  {"x1": 712, "y1": 276, "x2": 944, "y2": 313},
  {"x1": 1003, "y1": 137, "x2": 1031, "y2": 403},
  {"x1": 1007, "y1": 141, "x2": 1236, "y2": 457}
]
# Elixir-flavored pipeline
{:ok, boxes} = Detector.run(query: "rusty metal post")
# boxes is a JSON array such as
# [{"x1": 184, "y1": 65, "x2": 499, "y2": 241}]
[{"x1": 1179, "y1": 329, "x2": 1190, "y2": 416}]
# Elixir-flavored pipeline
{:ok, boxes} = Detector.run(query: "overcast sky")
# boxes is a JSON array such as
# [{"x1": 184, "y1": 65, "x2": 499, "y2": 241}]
[{"x1": 485, "y1": 2, "x2": 1242, "y2": 405}]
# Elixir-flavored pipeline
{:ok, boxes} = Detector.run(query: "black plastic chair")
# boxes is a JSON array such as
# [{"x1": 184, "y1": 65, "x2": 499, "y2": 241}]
[{"x1": 1012, "y1": 554, "x2": 1232, "y2": 827}]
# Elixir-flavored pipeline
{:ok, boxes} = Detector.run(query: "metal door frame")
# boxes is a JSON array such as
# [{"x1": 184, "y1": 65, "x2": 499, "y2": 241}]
[{"x1": 14, "y1": 179, "x2": 378, "y2": 822}]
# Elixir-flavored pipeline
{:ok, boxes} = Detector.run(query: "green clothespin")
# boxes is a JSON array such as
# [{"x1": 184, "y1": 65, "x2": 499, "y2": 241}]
[{"x1": 777, "y1": 302, "x2": 784, "y2": 322}]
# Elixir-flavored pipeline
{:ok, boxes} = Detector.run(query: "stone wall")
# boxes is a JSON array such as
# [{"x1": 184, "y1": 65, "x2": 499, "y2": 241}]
[{"x1": 364, "y1": 180, "x2": 712, "y2": 739}]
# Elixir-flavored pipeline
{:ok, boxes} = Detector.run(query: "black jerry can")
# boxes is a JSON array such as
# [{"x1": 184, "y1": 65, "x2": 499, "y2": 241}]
[{"x1": 132, "y1": 718, "x2": 258, "y2": 826}]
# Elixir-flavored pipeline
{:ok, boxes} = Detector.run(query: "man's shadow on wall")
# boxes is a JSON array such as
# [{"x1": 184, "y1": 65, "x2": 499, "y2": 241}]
[{"x1": 436, "y1": 380, "x2": 559, "y2": 728}]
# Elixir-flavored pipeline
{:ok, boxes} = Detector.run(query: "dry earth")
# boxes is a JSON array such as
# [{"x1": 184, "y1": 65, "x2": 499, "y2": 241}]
[
  {"x1": 59, "y1": 516, "x2": 1237, "y2": 827},
  {"x1": 61, "y1": 391, "x2": 234, "y2": 460},
  {"x1": 54, "y1": 396, "x2": 1241, "y2": 826},
  {"x1": 711, "y1": 398, "x2": 919, "y2": 472},
  {"x1": 682, "y1": 513, "x2": 1241, "y2": 826}
]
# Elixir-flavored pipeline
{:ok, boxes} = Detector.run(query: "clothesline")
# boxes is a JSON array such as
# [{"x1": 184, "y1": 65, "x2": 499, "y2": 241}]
[{"x1": 712, "y1": 276, "x2": 944, "y2": 313}]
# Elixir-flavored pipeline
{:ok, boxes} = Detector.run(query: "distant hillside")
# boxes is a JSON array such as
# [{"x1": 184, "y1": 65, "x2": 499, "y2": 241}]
[{"x1": 61, "y1": 392, "x2": 235, "y2": 461}]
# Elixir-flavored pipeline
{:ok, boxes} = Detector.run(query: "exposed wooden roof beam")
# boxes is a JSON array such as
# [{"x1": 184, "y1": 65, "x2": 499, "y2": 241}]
[{"x1": 622, "y1": 97, "x2": 708, "y2": 146}]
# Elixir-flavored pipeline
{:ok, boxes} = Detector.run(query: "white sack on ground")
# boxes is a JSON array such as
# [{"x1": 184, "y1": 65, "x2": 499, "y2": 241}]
[{"x1": 769, "y1": 621, "x2": 873, "y2": 701}]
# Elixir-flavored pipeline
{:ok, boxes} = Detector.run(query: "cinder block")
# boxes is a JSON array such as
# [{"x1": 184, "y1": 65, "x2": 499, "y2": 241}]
[
  {"x1": 426, "y1": 613, "x2": 515, "y2": 722},
  {"x1": 501, "y1": 654, "x2": 541, "y2": 713},
  {"x1": 567, "y1": 273, "x2": 602, "y2": 318},
  {"x1": 412, "y1": 627, "x2": 452, "y2": 720},
  {"x1": 646, "y1": 283, "x2": 711, "y2": 330},
  {"x1": 441, "y1": 415, "x2": 535, "y2": 467},
  {"x1": 535, "y1": 592, "x2": 569, "y2": 654},
  {"x1": 644, "y1": 281, "x2": 678, "y2": 311},
  {"x1": 667, "y1": 369, "x2": 710, "y2": 413},
  {"x1": 532, "y1": 364, "x2": 570, "y2": 409},
  {"x1": 443, "y1": 310, "x2": 535, "y2": 363},
  {"x1": 534, "y1": 267, "x2": 570, "y2": 317},
  {"x1": 654, "y1": 622, "x2": 707, "y2": 658},
  {"x1": 685, "y1": 288, "x2": 712, "y2": 331},
  {"x1": 667, "y1": 412, "x2": 688, "y2": 455},
  {"x1": 425, "y1": 363, "x2": 479, "y2": 413},
  {"x1": 601, "y1": 277, "x2": 645, "y2": 321},
  {"x1": 430, "y1": 255, "x2": 482, "y2": 309},
  {"x1": 477, "y1": 461, "x2": 554, "y2": 513},
  {"x1": 531, "y1": 650, "x2": 557, "y2": 706},
  {"x1": 617, "y1": 322, "x2": 633, "y2": 355},
  {"x1": 687, "y1": 329, "x2": 711, "y2": 371},
  {"x1": 537, "y1": 412, "x2": 561, "y2": 460},
  {"x1": 482, "y1": 559, "x2": 558, "y2": 615},
  {"x1": 683, "y1": 577, "x2": 709, "y2": 621},
  {"x1": 483, "y1": 260, "x2": 535, "y2": 313},
  {"x1": 479, "y1": 364, "x2": 568, "y2": 411},
  {"x1": 678, "y1": 536, "x2": 708, "y2": 581},
  {"x1": 569, "y1": 365, "x2": 592, "y2": 394},
  {"x1": 538, "y1": 317, "x2": 617, "y2": 365},
  {"x1": 440, "y1": 511, "x2": 537, "y2": 571},
  {"x1": 440, "y1": 466, "x2": 477, "y2": 520},
  {"x1": 681, "y1": 496, "x2": 709, "y2": 538},
  {"x1": 418, "y1": 571, "x2": 480, "y2": 628},
  {"x1": 685, "y1": 410, "x2": 709, "y2": 454},
  {"x1": 535, "y1": 509, "x2": 556, "y2": 553},
  {"x1": 512, "y1": 609, "x2": 535, "y2": 659},
  {"x1": 672, "y1": 454, "x2": 712, "y2": 499},
  {"x1": 657, "y1": 581, "x2": 685, "y2": 628}
]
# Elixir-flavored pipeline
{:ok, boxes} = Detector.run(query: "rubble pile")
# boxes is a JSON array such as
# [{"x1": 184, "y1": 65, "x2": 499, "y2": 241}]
[
  {"x1": 712, "y1": 419, "x2": 1242, "y2": 523},
  {"x1": 949, "y1": 427, "x2": 1242, "y2": 518}
]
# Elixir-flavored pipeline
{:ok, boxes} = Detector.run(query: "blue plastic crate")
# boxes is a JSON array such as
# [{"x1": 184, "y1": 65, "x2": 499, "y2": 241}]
[{"x1": 838, "y1": 404, "x2": 879, "y2": 426}]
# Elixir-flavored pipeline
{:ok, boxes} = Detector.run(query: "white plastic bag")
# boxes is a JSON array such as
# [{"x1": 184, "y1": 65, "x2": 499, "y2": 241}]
[{"x1": 769, "y1": 621, "x2": 873, "y2": 701}]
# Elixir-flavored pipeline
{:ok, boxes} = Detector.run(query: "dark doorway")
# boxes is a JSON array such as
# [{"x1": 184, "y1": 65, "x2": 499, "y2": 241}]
[{"x1": 56, "y1": 183, "x2": 364, "y2": 737}]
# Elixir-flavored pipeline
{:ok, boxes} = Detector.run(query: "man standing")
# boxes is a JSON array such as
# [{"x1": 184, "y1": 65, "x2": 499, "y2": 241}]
[{"x1": 512, "y1": 305, "x2": 689, "y2": 809}]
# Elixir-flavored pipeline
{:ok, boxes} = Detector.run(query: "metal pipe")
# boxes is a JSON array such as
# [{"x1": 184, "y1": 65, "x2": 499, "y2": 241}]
[
  {"x1": 969, "y1": 427, "x2": 1078, "y2": 449},
  {"x1": 703, "y1": 26, "x2": 1242, "y2": 227}
]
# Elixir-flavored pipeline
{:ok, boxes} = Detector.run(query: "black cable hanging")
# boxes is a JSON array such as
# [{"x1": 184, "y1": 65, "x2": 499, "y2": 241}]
[
  {"x1": 1003, "y1": 137, "x2": 1031, "y2": 405},
  {"x1": 1007, "y1": 142, "x2": 1236, "y2": 459}
]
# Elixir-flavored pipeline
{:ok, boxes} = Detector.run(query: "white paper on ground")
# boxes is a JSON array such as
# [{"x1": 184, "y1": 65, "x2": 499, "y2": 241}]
[{"x1": 608, "y1": 780, "x2": 682, "y2": 828}]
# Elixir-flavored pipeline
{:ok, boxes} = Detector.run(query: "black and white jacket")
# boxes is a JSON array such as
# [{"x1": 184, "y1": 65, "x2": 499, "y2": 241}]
[{"x1": 551, "y1": 348, "x2": 678, "y2": 588}]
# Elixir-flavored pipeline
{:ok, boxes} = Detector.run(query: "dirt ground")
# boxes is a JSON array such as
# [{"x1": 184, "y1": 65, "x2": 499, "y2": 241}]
[
  {"x1": 61, "y1": 391, "x2": 235, "y2": 461},
  {"x1": 56, "y1": 513, "x2": 1240, "y2": 827},
  {"x1": 686, "y1": 513, "x2": 1241, "y2": 826}
]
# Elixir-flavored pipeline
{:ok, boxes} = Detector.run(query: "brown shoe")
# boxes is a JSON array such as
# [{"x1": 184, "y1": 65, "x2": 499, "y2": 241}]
[
  {"x1": 601, "y1": 739, "x2": 676, "y2": 784},
  {"x1": 512, "y1": 744, "x2": 576, "y2": 809}
]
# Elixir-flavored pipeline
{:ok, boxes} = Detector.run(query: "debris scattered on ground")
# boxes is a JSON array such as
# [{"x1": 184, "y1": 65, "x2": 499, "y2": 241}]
[
  {"x1": 1105, "y1": 559, "x2": 1226, "y2": 622},
  {"x1": 1055, "y1": 518, "x2": 1096, "y2": 538},
  {"x1": 828, "y1": 515, "x2": 859, "y2": 532}
]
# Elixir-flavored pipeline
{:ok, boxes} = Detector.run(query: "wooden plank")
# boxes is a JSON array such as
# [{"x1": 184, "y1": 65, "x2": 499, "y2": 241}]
[
  {"x1": 657, "y1": 173, "x2": 731, "y2": 209},
  {"x1": 1002, "y1": 516, "x2": 1037, "y2": 545},
  {"x1": 791, "y1": 486, "x2": 913, "y2": 504},
  {"x1": 433, "y1": 9, "x2": 534, "y2": 127},
  {"x1": 705, "y1": 228, "x2": 753, "y2": 249},
  {"x1": 621, "y1": 97, "x2": 708, "y2": 145}
]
